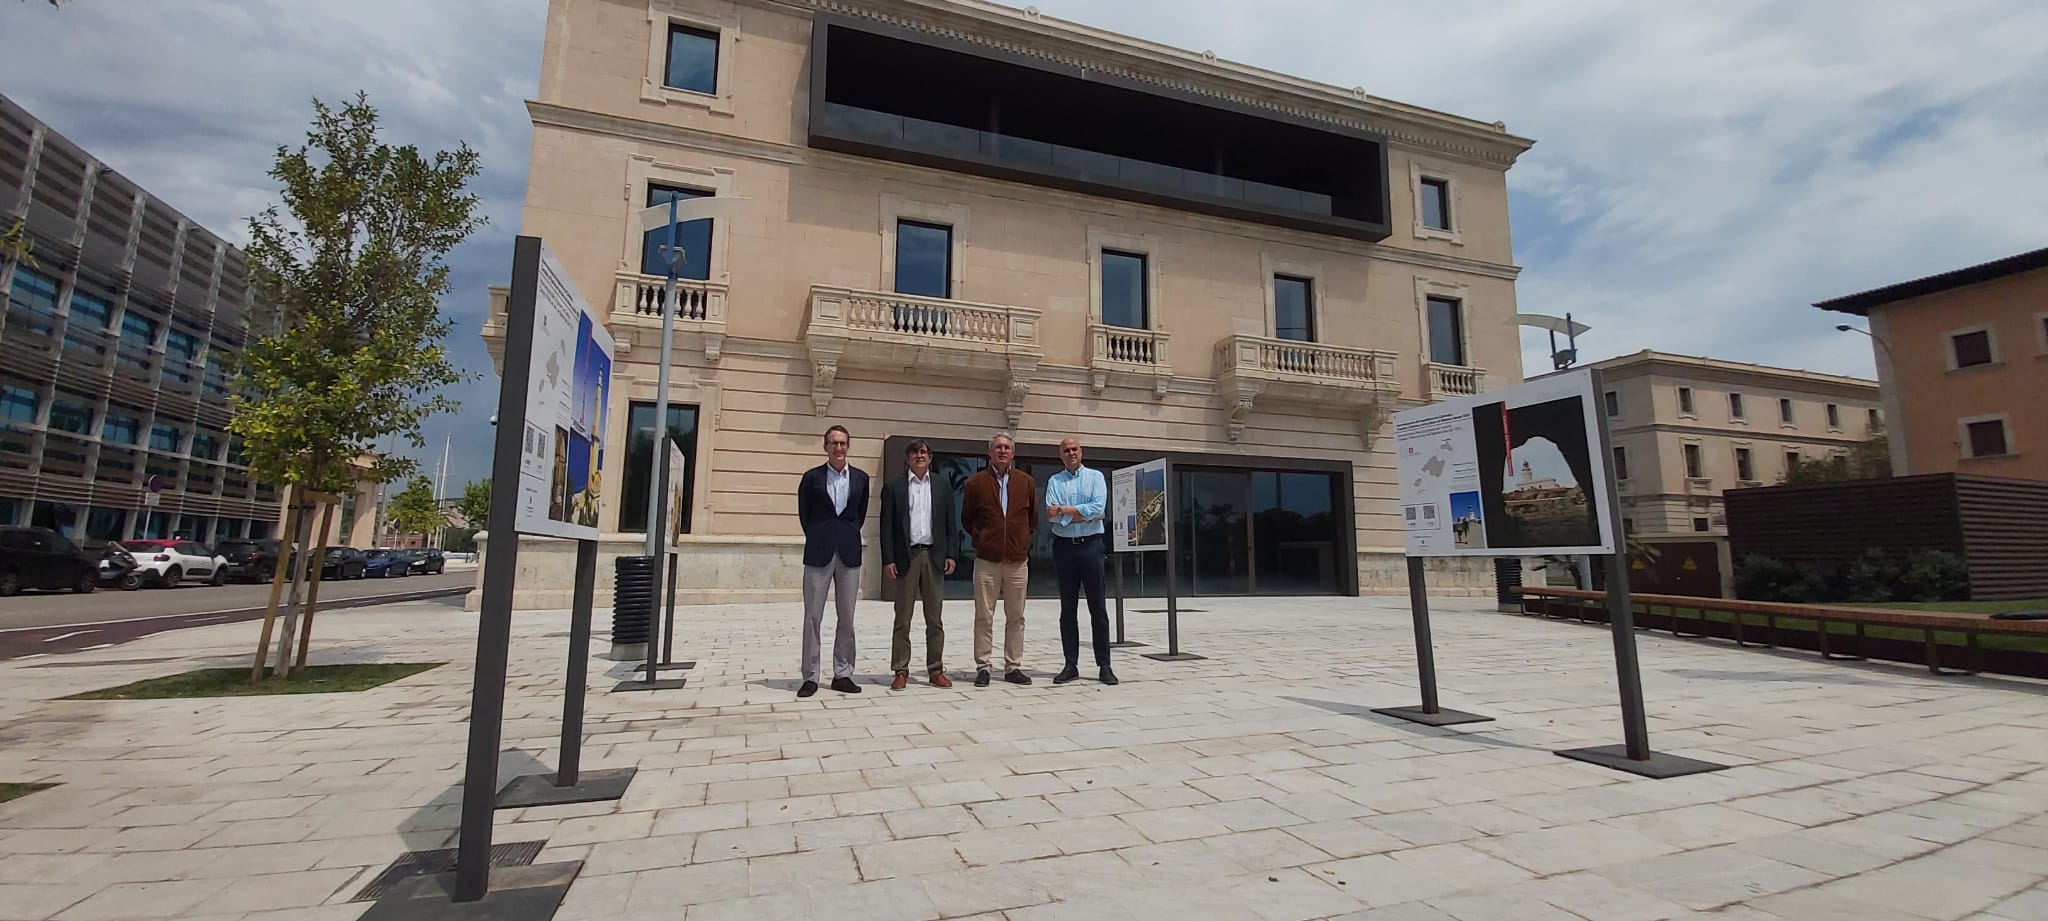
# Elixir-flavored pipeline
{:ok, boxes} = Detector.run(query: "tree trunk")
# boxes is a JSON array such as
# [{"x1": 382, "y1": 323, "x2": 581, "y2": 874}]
[
  {"x1": 272, "y1": 498, "x2": 321, "y2": 678},
  {"x1": 250, "y1": 485, "x2": 303, "y2": 682},
  {"x1": 290, "y1": 504, "x2": 338, "y2": 675}
]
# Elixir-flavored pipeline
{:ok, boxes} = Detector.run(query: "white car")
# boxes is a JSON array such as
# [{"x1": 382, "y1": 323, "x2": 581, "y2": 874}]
[{"x1": 124, "y1": 539, "x2": 230, "y2": 587}]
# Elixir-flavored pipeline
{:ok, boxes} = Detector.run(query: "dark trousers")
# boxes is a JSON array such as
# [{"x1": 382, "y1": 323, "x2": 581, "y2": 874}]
[{"x1": 1054, "y1": 535, "x2": 1110, "y2": 669}]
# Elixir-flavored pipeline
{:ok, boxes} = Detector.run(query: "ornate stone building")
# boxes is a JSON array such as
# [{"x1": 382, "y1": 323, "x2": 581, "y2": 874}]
[{"x1": 483, "y1": 0, "x2": 1535, "y2": 606}]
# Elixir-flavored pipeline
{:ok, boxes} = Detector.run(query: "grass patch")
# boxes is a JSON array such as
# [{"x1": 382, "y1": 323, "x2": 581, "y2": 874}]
[
  {"x1": 63, "y1": 663, "x2": 443, "y2": 701},
  {"x1": 0, "y1": 782, "x2": 56, "y2": 804},
  {"x1": 1866, "y1": 599, "x2": 2048, "y2": 616}
]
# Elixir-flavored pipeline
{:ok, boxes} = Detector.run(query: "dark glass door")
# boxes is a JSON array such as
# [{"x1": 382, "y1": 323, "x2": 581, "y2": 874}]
[
  {"x1": 1252, "y1": 471, "x2": 1341, "y2": 594},
  {"x1": 1176, "y1": 469, "x2": 1249, "y2": 595}
]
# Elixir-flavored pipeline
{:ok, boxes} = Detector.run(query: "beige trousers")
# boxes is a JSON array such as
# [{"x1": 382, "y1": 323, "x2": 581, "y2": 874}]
[{"x1": 972, "y1": 558, "x2": 1027, "y2": 670}]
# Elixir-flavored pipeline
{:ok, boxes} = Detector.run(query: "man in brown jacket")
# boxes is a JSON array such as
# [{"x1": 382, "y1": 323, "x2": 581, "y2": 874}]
[{"x1": 960, "y1": 431, "x2": 1035, "y2": 687}]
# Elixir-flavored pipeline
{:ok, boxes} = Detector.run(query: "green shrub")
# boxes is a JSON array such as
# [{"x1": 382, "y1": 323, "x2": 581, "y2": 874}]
[
  {"x1": 1898, "y1": 549, "x2": 1969, "y2": 602},
  {"x1": 1735, "y1": 554, "x2": 1802, "y2": 602},
  {"x1": 1840, "y1": 548, "x2": 1903, "y2": 603}
]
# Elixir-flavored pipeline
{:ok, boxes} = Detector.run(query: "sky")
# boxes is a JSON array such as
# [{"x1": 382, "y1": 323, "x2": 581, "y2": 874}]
[{"x1": 5, "y1": 0, "x2": 2046, "y2": 492}]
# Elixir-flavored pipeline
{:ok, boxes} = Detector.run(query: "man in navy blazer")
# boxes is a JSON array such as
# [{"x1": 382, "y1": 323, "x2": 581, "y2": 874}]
[{"x1": 796, "y1": 424, "x2": 870, "y2": 698}]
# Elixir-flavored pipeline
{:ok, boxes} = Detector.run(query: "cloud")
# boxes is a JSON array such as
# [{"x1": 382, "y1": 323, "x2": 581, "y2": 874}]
[
  {"x1": 2, "y1": 0, "x2": 544, "y2": 492},
  {"x1": 7, "y1": 0, "x2": 2046, "y2": 492}
]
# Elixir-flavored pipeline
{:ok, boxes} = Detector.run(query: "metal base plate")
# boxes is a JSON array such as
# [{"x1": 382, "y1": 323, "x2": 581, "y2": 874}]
[
  {"x1": 635, "y1": 661, "x2": 696, "y2": 673},
  {"x1": 494, "y1": 767, "x2": 637, "y2": 809},
  {"x1": 603, "y1": 644, "x2": 646, "y2": 662},
  {"x1": 1371, "y1": 705, "x2": 1495, "y2": 727},
  {"x1": 1109, "y1": 641, "x2": 1148, "y2": 648},
  {"x1": 356, "y1": 861, "x2": 581, "y2": 921},
  {"x1": 612, "y1": 677, "x2": 688, "y2": 692},
  {"x1": 1556, "y1": 744, "x2": 1729, "y2": 778},
  {"x1": 1141, "y1": 652, "x2": 1207, "y2": 661}
]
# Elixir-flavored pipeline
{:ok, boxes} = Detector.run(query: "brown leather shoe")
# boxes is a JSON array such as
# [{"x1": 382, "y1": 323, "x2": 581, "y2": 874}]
[
  {"x1": 928, "y1": 670, "x2": 953, "y2": 689},
  {"x1": 890, "y1": 671, "x2": 908, "y2": 691}
]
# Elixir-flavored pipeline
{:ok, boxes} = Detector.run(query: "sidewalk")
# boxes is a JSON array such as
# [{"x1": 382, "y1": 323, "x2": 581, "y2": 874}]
[{"x1": 0, "y1": 593, "x2": 2043, "y2": 920}]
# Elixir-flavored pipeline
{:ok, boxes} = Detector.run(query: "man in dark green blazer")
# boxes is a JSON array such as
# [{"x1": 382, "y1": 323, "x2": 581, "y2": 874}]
[{"x1": 879, "y1": 439, "x2": 961, "y2": 690}]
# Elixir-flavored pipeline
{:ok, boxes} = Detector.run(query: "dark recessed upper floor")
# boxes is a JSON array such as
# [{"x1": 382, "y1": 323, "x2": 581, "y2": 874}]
[{"x1": 806, "y1": 17, "x2": 1391, "y2": 242}]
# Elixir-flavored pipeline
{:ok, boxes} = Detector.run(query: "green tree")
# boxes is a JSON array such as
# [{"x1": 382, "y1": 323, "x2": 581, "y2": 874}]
[
  {"x1": 1783, "y1": 422, "x2": 1892, "y2": 485},
  {"x1": 237, "y1": 93, "x2": 483, "y2": 678},
  {"x1": 1, "y1": 219, "x2": 31, "y2": 267},
  {"x1": 456, "y1": 479, "x2": 491, "y2": 529},
  {"x1": 386, "y1": 476, "x2": 447, "y2": 539}
]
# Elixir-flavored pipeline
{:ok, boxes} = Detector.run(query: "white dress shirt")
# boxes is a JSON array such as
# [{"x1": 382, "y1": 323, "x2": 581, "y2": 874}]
[
  {"x1": 826, "y1": 463, "x2": 849, "y2": 515},
  {"x1": 908, "y1": 472, "x2": 933, "y2": 546}
]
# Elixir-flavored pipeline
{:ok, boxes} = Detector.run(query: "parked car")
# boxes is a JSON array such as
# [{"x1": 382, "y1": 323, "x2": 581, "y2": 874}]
[
  {"x1": 320, "y1": 547, "x2": 368, "y2": 581},
  {"x1": 124, "y1": 539, "x2": 231, "y2": 587},
  {"x1": 407, "y1": 548, "x2": 446, "y2": 575},
  {"x1": 215, "y1": 539, "x2": 293, "y2": 583},
  {"x1": 364, "y1": 549, "x2": 412, "y2": 579},
  {"x1": 0, "y1": 525, "x2": 98, "y2": 596}
]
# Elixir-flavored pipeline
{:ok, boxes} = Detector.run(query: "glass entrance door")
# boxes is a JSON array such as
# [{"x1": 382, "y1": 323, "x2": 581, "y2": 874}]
[{"x1": 1175, "y1": 469, "x2": 1249, "y2": 595}]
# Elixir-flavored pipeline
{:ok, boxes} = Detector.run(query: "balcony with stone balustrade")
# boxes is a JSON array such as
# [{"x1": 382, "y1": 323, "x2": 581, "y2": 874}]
[
  {"x1": 1423, "y1": 361, "x2": 1487, "y2": 402},
  {"x1": 1215, "y1": 334, "x2": 1401, "y2": 446},
  {"x1": 804, "y1": 285, "x2": 1043, "y2": 427},
  {"x1": 1086, "y1": 324, "x2": 1171, "y2": 399}
]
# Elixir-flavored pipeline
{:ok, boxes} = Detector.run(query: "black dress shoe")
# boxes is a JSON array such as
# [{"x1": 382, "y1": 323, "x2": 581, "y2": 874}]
[
  {"x1": 1054, "y1": 665, "x2": 1080, "y2": 684},
  {"x1": 1005, "y1": 669, "x2": 1032, "y2": 685},
  {"x1": 1099, "y1": 667, "x2": 1119, "y2": 685},
  {"x1": 797, "y1": 680, "x2": 818, "y2": 698},
  {"x1": 830, "y1": 677, "x2": 862, "y2": 694},
  {"x1": 974, "y1": 668, "x2": 991, "y2": 688}
]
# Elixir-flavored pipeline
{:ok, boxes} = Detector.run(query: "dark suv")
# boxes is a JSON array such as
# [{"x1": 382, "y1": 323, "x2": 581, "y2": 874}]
[
  {"x1": 320, "y1": 547, "x2": 368, "y2": 580},
  {"x1": 216, "y1": 539, "x2": 288, "y2": 583},
  {"x1": 0, "y1": 526, "x2": 98, "y2": 596}
]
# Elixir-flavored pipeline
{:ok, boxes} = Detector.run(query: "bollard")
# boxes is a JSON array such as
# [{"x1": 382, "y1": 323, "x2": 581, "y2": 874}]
[
  {"x1": 611, "y1": 555, "x2": 657, "y2": 660},
  {"x1": 1494, "y1": 558, "x2": 1523, "y2": 613}
]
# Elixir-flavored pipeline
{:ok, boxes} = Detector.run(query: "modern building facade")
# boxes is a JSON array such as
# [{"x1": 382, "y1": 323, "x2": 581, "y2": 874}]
[
  {"x1": 483, "y1": 0, "x2": 1534, "y2": 607},
  {"x1": 1817, "y1": 246, "x2": 2048, "y2": 483},
  {"x1": 1, "y1": 93, "x2": 282, "y2": 545},
  {"x1": 1573, "y1": 351, "x2": 1881, "y2": 538}
]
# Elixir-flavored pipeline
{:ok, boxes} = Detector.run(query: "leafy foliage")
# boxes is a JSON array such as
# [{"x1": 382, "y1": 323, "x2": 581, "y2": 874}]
[
  {"x1": 456, "y1": 479, "x2": 491, "y2": 529},
  {"x1": 1736, "y1": 549, "x2": 1967, "y2": 604},
  {"x1": 230, "y1": 93, "x2": 483, "y2": 495},
  {"x1": 1, "y1": 218, "x2": 31, "y2": 267},
  {"x1": 386, "y1": 476, "x2": 446, "y2": 538},
  {"x1": 1783, "y1": 422, "x2": 1892, "y2": 485}
]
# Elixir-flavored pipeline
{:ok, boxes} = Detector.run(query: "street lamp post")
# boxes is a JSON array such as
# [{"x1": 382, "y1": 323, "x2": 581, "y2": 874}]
[{"x1": 1835, "y1": 323, "x2": 1896, "y2": 367}]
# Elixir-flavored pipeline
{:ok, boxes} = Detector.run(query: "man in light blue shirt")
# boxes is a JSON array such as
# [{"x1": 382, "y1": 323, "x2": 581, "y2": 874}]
[{"x1": 1046, "y1": 437, "x2": 1118, "y2": 685}]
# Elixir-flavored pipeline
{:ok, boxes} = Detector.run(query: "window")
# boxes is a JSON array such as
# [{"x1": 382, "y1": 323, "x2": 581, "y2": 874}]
[
  {"x1": 1419, "y1": 177, "x2": 1451, "y2": 231},
  {"x1": 1683, "y1": 443, "x2": 1703, "y2": 478},
  {"x1": 1611, "y1": 446, "x2": 1629, "y2": 480},
  {"x1": 190, "y1": 431, "x2": 222, "y2": 461},
  {"x1": 165, "y1": 329, "x2": 200, "y2": 362},
  {"x1": 103, "y1": 412, "x2": 141, "y2": 445},
  {"x1": 149, "y1": 423, "x2": 182, "y2": 453},
  {"x1": 1965, "y1": 418, "x2": 2009, "y2": 458},
  {"x1": 1622, "y1": 518, "x2": 1635, "y2": 535},
  {"x1": 1868, "y1": 408, "x2": 1882, "y2": 430},
  {"x1": 640, "y1": 184, "x2": 713, "y2": 281},
  {"x1": 1736, "y1": 447, "x2": 1754, "y2": 481},
  {"x1": 1677, "y1": 386, "x2": 1695, "y2": 416},
  {"x1": 892, "y1": 220, "x2": 952, "y2": 298},
  {"x1": 1826, "y1": 403, "x2": 1841, "y2": 430},
  {"x1": 1950, "y1": 329, "x2": 1994, "y2": 368},
  {"x1": 0, "y1": 385, "x2": 35, "y2": 425},
  {"x1": 1100, "y1": 250, "x2": 1148, "y2": 330},
  {"x1": 1729, "y1": 392, "x2": 1745, "y2": 420},
  {"x1": 1779, "y1": 398, "x2": 1795, "y2": 425},
  {"x1": 86, "y1": 507, "x2": 127, "y2": 542},
  {"x1": 622, "y1": 401, "x2": 700, "y2": 533},
  {"x1": 1785, "y1": 450, "x2": 1801, "y2": 472},
  {"x1": 1604, "y1": 390, "x2": 1620, "y2": 418},
  {"x1": 47, "y1": 392, "x2": 93, "y2": 435},
  {"x1": 1273, "y1": 275, "x2": 1314, "y2": 342},
  {"x1": 1693, "y1": 517, "x2": 1710, "y2": 533},
  {"x1": 664, "y1": 24, "x2": 719, "y2": 94},
  {"x1": 7, "y1": 267, "x2": 60, "y2": 335},
  {"x1": 68, "y1": 290, "x2": 112, "y2": 329},
  {"x1": 1425, "y1": 296, "x2": 1464, "y2": 365}
]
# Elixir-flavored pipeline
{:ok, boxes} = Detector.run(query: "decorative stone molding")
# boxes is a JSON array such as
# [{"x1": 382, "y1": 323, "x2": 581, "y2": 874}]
[
  {"x1": 1214, "y1": 334, "x2": 1401, "y2": 446},
  {"x1": 802, "y1": 283, "x2": 1043, "y2": 423},
  {"x1": 612, "y1": 272, "x2": 729, "y2": 364}
]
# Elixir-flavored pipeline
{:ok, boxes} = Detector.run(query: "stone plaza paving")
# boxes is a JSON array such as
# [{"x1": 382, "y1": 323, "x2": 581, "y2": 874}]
[{"x1": 0, "y1": 592, "x2": 2044, "y2": 921}]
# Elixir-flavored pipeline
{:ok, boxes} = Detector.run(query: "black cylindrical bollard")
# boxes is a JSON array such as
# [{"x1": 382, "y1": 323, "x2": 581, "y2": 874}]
[
  {"x1": 1494, "y1": 558, "x2": 1523, "y2": 613},
  {"x1": 611, "y1": 555, "x2": 657, "y2": 659}
]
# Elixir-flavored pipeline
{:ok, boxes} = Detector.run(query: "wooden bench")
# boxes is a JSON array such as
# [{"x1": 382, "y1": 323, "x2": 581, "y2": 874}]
[{"x1": 1513, "y1": 586, "x2": 2048, "y2": 677}]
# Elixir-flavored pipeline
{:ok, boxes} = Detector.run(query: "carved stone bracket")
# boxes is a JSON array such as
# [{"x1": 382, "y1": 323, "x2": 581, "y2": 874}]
[
  {"x1": 1358, "y1": 402, "x2": 1388, "y2": 452},
  {"x1": 1222, "y1": 380, "x2": 1263, "y2": 444},
  {"x1": 1005, "y1": 355, "x2": 1039, "y2": 431}
]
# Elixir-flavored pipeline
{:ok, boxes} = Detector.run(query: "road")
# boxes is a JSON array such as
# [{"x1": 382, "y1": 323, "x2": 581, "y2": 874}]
[{"x1": 0, "y1": 571, "x2": 473, "y2": 661}]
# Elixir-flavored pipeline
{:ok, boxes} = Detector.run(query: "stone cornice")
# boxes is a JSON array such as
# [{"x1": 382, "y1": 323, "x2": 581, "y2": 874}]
[
  {"x1": 1594, "y1": 352, "x2": 1879, "y2": 397},
  {"x1": 739, "y1": 0, "x2": 1535, "y2": 167},
  {"x1": 1608, "y1": 421, "x2": 1872, "y2": 446},
  {"x1": 531, "y1": 100, "x2": 1522, "y2": 281}
]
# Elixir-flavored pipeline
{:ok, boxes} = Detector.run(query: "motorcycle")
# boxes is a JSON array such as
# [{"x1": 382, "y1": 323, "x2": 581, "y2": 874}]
[{"x1": 96, "y1": 542, "x2": 144, "y2": 591}]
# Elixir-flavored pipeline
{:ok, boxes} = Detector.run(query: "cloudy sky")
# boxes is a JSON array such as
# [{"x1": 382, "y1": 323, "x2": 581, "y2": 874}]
[{"x1": 5, "y1": 0, "x2": 2046, "y2": 491}]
